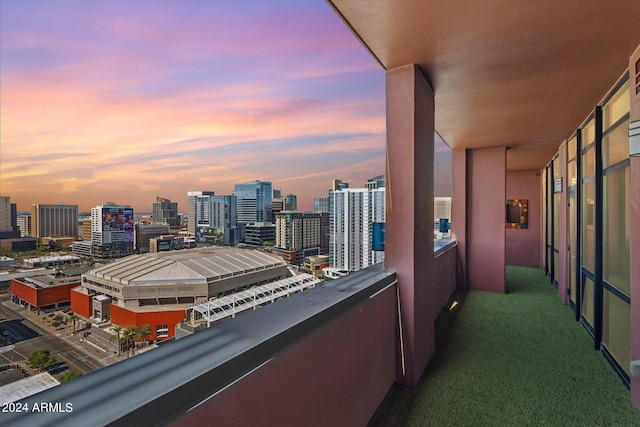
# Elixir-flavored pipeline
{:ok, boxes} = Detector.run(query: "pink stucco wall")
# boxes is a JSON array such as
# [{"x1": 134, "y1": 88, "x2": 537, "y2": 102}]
[
  {"x1": 433, "y1": 246, "x2": 458, "y2": 315},
  {"x1": 173, "y1": 284, "x2": 398, "y2": 427},
  {"x1": 506, "y1": 170, "x2": 542, "y2": 269},
  {"x1": 468, "y1": 147, "x2": 506, "y2": 293},
  {"x1": 384, "y1": 64, "x2": 435, "y2": 387}
]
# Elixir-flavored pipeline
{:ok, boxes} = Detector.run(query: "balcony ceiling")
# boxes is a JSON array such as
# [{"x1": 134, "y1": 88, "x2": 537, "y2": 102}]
[{"x1": 329, "y1": 0, "x2": 640, "y2": 170}]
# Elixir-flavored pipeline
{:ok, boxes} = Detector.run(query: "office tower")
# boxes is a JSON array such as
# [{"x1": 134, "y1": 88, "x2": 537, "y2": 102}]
[
  {"x1": 81, "y1": 218, "x2": 92, "y2": 241},
  {"x1": 273, "y1": 194, "x2": 297, "y2": 216},
  {"x1": 31, "y1": 203, "x2": 78, "y2": 240},
  {"x1": 0, "y1": 196, "x2": 16, "y2": 232},
  {"x1": 272, "y1": 198, "x2": 285, "y2": 215},
  {"x1": 244, "y1": 222, "x2": 276, "y2": 246},
  {"x1": 330, "y1": 187, "x2": 385, "y2": 271},
  {"x1": 135, "y1": 223, "x2": 171, "y2": 253},
  {"x1": 152, "y1": 196, "x2": 180, "y2": 229},
  {"x1": 91, "y1": 202, "x2": 134, "y2": 258},
  {"x1": 0, "y1": 196, "x2": 20, "y2": 240},
  {"x1": 17, "y1": 214, "x2": 32, "y2": 237},
  {"x1": 313, "y1": 197, "x2": 329, "y2": 213},
  {"x1": 284, "y1": 194, "x2": 297, "y2": 211},
  {"x1": 194, "y1": 194, "x2": 238, "y2": 246},
  {"x1": 234, "y1": 181, "x2": 273, "y2": 240},
  {"x1": 187, "y1": 191, "x2": 214, "y2": 235},
  {"x1": 272, "y1": 189, "x2": 282, "y2": 199},
  {"x1": 275, "y1": 211, "x2": 321, "y2": 264}
]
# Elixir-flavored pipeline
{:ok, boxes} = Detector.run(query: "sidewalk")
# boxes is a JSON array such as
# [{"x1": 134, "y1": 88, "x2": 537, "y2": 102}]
[{"x1": 3, "y1": 300, "x2": 129, "y2": 367}]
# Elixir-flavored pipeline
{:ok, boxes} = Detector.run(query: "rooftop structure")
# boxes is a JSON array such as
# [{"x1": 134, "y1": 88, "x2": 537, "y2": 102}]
[
  {"x1": 0, "y1": 373, "x2": 60, "y2": 405},
  {"x1": 71, "y1": 247, "x2": 288, "y2": 339}
]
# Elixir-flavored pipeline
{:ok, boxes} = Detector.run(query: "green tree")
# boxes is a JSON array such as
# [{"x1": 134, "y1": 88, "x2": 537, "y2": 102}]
[
  {"x1": 69, "y1": 313, "x2": 79, "y2": 334},
  {"x1": 122, "y1": 326, "x2": 138, "y2": 357},
  {"x1": 136, "y1": 324, "x2": 153, "y2": 347},
  {"x1": 28, "y1": 348, "x2": 56, "y2": 372},
  {"x1": 59, "y1": 372, "x2": 82, "y2": 383},
  {"x1": 109, "y1": 325, "x2": 124, "y2": 355}
]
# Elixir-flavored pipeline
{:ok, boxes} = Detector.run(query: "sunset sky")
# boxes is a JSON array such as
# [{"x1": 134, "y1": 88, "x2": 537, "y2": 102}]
[{"x1": 1, "y1": 0, "x2": 450, "y2": 213}]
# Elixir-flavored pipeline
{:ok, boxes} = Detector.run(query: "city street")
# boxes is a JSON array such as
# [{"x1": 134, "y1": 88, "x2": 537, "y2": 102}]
[{"x1": 0, "y1": 296, "x2": 116, "y2": 375}]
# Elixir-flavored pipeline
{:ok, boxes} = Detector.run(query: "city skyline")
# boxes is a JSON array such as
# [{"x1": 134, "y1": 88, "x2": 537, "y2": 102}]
[{"x1": 1, "y1": 1, "x2": 452, "y2": 214}]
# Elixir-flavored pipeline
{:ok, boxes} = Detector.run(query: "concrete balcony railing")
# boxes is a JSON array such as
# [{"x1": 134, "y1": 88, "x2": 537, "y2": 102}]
[
  {"x1": 2, "y1": 241, "x2": 459, "y2": 427},
  {"x1": 1, "y1": 264, "x2": 400, "y2": 427}
]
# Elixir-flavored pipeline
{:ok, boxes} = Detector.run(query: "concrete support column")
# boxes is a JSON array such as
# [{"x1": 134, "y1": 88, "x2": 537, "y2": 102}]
[
  {"x1": 385, "y1": 64, "x2": 434, "y2": 387},
  {"x1": 468, "y1": 147, "x2": 506, "y2": 292},
  {"x1": 629, "y1": 43, "x2": 640, "y2": 411},
  {"x1": 452, "y1": 149, "x2": 468, "y2": 291},
  {"x1": 558, "y1": 141, "x2": 569, "y2": 304}
]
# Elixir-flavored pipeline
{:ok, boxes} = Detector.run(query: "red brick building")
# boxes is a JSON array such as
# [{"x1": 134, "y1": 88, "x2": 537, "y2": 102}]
[{"x1": 10, "y1": 276, "x2": 80, "y2": 311}]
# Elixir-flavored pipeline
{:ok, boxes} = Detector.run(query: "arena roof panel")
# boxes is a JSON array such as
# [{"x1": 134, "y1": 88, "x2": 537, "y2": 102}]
[{"x1": 85, "y1": 248, "x2": 285, "y2": 287}]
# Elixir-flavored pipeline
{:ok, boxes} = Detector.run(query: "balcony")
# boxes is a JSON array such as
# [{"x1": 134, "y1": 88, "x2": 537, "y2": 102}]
[{"x1": 2, "y1": 245, "x2": 638, "y2": 426}]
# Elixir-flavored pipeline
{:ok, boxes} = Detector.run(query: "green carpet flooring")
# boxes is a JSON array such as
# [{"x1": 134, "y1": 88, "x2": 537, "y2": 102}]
[{"x1": 369, "y1": 266, "x2": 640, "y2": 426}]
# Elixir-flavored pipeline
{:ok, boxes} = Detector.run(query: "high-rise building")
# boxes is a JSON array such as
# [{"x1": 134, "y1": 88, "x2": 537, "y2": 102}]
[
  {"x1": 0, "y1": 196, "x2": 17, "y2": 233},
  {"x1": 275, "y1": 211, "x2": 322, "y2": 264},
  {"x1": 135, "y1": 223, "x2": 171, "y2": 253},
  {"x1": 0, "y1": 196, "x2": 20, "y2": 242},
  {"x1": 31, "y1": 203, "x2": 78, "y2": 241},
  {"x1": 313, "y1": 197, "x2": 329, "y2": 213},
  {"x1": 91, "y1": 202, "x2": 134, "y2": 258},
  {"x1": 17, "y1": 214, "x2": 32, "y2": 237},
  {"x1": 273, "y1": 194, "x2": 297, "y2": 216},
  {"x1": 152, "y1": 197, "x2": 180, "y2": 229},
  {"x1": 234, "y1": 181, "x2": 273, "y2": 240},
  {"x1": 187, "y1": 191, "x2": 214, "y2": 236},
  {"x1": 284, "y1": 194, "x2": 297, "y2": 211},
  {"x1": 330, "y1": 186, "x2": 385, "y2": 271},
  {"x1": 194, "y1": 194, "x2": 238, "y2": 246},
  {"x1": 366, "y1": 175, "x2": 386, "y2": 190}
]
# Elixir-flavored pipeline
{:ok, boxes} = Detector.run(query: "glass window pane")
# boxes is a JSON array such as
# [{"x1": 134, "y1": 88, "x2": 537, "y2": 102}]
[
  {"x1": 603, "y1": 167, "x2": 630, "y2": 296},
  {"x1": 602, "y1": 290, "x2": 630, "y2": 376},
  {"x1": 602, "y1": 120, "x2": 630, "y2": 168},
  {"x1": 603, "y1": 81, "x2": 630, "y2": 131},
  {"x1": 553, "y1": 156, "x2": 560, "y2": 179},
  {"x1": 553, "y1": 193, "x2": 559, "y2": 248},
  {"x1": 568, "y1": 160, "x2": 577, "y2": 188},
  {"x1": 569, "y1": 193, "x2": 577, "y2": 303},
  {"x1": 582, "y1": 119, "x2": 595, "y2": 146},
  {"x1": 553, "y1": 251, "x2": 559, "y2": 283},
  {"x1": 567, "y1": 136, "x2": 577, "y2": 161},
  {"x1": 582, "y1": 276, "x2": 595, "y2": 327},
  {"x1": 582, "y1": 146, "x2": 595, "y2": 178},
  {"x1": 582, "y1": 180, "x2": 595, "y2": 272}
]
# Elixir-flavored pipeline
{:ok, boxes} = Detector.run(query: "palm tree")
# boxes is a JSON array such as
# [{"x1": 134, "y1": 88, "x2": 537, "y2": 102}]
[
  {"x1": 109, "y1": 325, "x2": 124, "y2": 355},
  {"x1": 122, "y1": 326, "x2": 138, "y2": 357},
  {"x1": 69, "y1": 313, "x2": 79, "y2": 334},
  {"x1": 136, "y1": 324, "x2": 153, "y2": 348}
]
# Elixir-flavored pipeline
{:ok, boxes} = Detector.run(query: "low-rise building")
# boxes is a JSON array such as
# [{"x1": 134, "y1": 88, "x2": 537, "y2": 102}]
[
  {"x1": 303, "y1": 255, "x2": 330, "y2": 277},
  {"x1": 71, "y1": 247, "x2": 288, "y2": 340},
  {"x1": 10, "y1": 273, "x2": 82, "y2": 311}
]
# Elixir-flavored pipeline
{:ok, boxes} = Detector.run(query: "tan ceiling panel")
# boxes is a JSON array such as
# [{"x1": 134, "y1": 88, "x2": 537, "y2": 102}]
[{"x1": 329, "y1": 0, "x2": 640, "y2": 170}]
